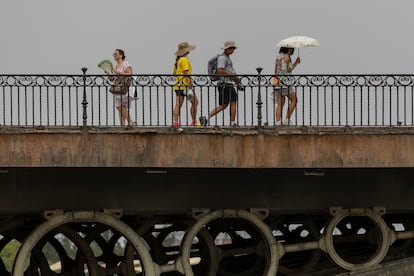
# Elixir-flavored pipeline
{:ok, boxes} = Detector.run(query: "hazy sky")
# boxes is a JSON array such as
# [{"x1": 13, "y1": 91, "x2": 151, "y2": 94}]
[{"x1": 2, "y1": 0, "x2": 413, "y2": 75}]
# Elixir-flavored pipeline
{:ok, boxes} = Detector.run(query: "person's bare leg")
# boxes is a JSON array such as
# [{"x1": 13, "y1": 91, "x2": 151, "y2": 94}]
[
  {"x1": 209, "y1": 104, "x2": 228, "y2": 118},
  {"x1": 190, "y1": 96, "x2": 198, "y2": 121},
  {"x1": 286, "y1": 92, "x2": 297, "y2": 120},
  {"x1": 230, "y1": 101, "x2": 237, "y2": 122},
  {"x1": 125, "y1": 107, "x2": 134, "y2": 125},
  {"x1": 207, "y1": 104, "x2": 228, "y2": 126},
  {"x1": 121, "y1": 106, "x2": 130, "y2": 126},
  {"x1": 275, "y1": 93, "x2": 285, "y2": 122},
  {"x1": 173, "y1": 95, "x2": 184, "y2": 122},
  {"x1": 117, "y1": 106, "x2": 125, "y2": 126}
]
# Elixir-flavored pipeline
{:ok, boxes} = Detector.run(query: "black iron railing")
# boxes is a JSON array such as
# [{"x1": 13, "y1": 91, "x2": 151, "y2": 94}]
[{"x1": 1, "y1": 69, "x2": 413, "y2": 127}]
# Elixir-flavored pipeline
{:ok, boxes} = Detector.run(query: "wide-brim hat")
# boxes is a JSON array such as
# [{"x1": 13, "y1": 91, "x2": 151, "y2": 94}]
[
  {"x1": 174, "y1": 42, "x2": 196, "y2": 56},
  {"x1": 222, "y1": 41, "x2": 237, "y2": 50}
]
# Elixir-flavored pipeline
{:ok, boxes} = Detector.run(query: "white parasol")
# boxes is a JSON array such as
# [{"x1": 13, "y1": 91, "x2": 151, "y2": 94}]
[
  {"x1": 276, "y1": 36, "x2": 319, "y2": 48},
  {"x1": 276, "y1": 36, "x2": 319, "y2": 57}
]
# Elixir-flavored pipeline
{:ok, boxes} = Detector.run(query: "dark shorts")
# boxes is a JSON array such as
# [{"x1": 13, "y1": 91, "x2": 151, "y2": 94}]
[
  {"x1": 174, "y1": 89, "x2": 186, "y2": 97},
  {"x1": 218, "y1": 85, "x2": 238, "y2": 105}
]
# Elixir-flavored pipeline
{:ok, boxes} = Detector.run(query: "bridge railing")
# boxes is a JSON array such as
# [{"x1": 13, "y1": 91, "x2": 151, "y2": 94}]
[{"x1": 0, "y1": 70, "x2": 413, "y2": 127}]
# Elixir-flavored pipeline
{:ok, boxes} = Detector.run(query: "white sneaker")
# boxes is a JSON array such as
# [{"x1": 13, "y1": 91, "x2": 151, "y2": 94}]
[
  {"x1": 275, "y1": 120, "x2": 281, "y2": 125},
  {"x1": 283, "y1": 119, "x2": 292, "y2": 125}
]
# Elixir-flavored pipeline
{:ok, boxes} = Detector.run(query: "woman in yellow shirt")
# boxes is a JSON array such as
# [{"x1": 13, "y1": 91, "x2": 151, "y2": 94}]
[{"x1": 173, "y1": 42, "x2": 200, "y2": 128}]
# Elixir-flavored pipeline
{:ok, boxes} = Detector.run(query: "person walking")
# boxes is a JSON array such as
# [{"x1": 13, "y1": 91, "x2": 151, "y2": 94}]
[
  {"x1": 200, "y1": 41, "x2": 244, "y2": 127},
  {"x1": 273, "y1": 47, "x2": 300, "y2": 125},
  {"x1": 104, "y1": 49, "x2": 135, "y2": 126},
  {"x1": 173, "y1": 42, "x2": 200, "y2": 128}
]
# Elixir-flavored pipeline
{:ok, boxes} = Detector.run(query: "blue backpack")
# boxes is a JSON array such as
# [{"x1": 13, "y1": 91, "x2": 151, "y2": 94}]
[{"x1": 207, "y1": 54, "x2": 224, "y2": 81}]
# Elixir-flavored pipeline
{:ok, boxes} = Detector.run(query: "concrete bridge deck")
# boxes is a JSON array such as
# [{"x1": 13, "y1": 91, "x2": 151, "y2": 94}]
[{"x1": 1, "y1": 126, "x2": 413, "y2": 168}]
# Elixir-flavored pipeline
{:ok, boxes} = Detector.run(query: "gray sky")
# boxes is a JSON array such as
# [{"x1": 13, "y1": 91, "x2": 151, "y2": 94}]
[{"x1": 2, "y1": 0, "x2": 413, "y2": 75}]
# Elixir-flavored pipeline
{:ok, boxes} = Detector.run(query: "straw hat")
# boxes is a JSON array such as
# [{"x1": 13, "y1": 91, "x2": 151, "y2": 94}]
[
  {"x1": 223, "y1": 41, "x2": 237, "y2": 50},
  {"x1": 174, "y1": 42, "x2": 196, "y2": 56}
]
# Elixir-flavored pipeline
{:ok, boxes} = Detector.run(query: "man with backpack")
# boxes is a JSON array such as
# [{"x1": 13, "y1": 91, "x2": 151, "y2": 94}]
[{"x1": 200, "y1": 41, "x2": 244, "y2": 127}]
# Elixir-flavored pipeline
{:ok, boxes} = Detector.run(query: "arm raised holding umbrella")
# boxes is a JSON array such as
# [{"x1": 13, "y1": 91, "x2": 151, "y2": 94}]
[{"x1": 273, "y1": 36, "x2": 319, "y2": 126}]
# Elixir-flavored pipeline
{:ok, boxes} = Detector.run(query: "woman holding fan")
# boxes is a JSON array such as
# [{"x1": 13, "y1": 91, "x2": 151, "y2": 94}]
[{"x1": 104, "y1": 49, "x2": 135, "y2": 126}]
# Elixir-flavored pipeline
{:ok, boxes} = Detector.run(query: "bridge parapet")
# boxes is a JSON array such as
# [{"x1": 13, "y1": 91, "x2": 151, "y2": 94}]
[
  {"x1": 1, "y1": 126, "x2": 413, "y2": 168},
  {"x1": 1, "y1": 73, "x2": 414, "y2": 168},
  {"x1": 1, "y1": 73, "x2": 413, "y2": 127}
]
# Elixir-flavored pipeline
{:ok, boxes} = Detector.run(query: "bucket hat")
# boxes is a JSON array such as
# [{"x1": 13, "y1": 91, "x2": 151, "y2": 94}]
[
  {"x1": 223, "y1": 41, "x2": 237, "y2": 50},
  {"x1": 174, "y1": 42, "x2": 196, "y2": 56}
]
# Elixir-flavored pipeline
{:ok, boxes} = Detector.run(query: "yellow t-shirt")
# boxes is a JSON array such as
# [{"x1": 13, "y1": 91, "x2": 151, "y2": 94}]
[{"x1": 173, "y1": 56, "x2": 192, "y2": 91}]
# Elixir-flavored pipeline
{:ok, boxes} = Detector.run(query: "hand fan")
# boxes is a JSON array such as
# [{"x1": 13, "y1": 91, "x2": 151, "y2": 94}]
[{"x1": 97, "y1": 60, "x2": 113, "y2": 73}]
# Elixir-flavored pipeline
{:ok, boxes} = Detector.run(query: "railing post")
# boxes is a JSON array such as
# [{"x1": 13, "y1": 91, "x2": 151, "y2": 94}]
[
  {"x1": 81, "y1": 67, "x2": 88, "y2": 128},
  {"x1": 256, "y1": 67, "x2": 263, "y2": 128}
]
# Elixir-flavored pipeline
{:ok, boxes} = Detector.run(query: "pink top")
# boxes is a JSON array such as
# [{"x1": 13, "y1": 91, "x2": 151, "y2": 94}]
[
  {"x1": 116, "y1": 61, "x2": 132, "y2": 74},
  {"x1": 114, "y1": 61, "x2": 133, "y2": 107}
]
